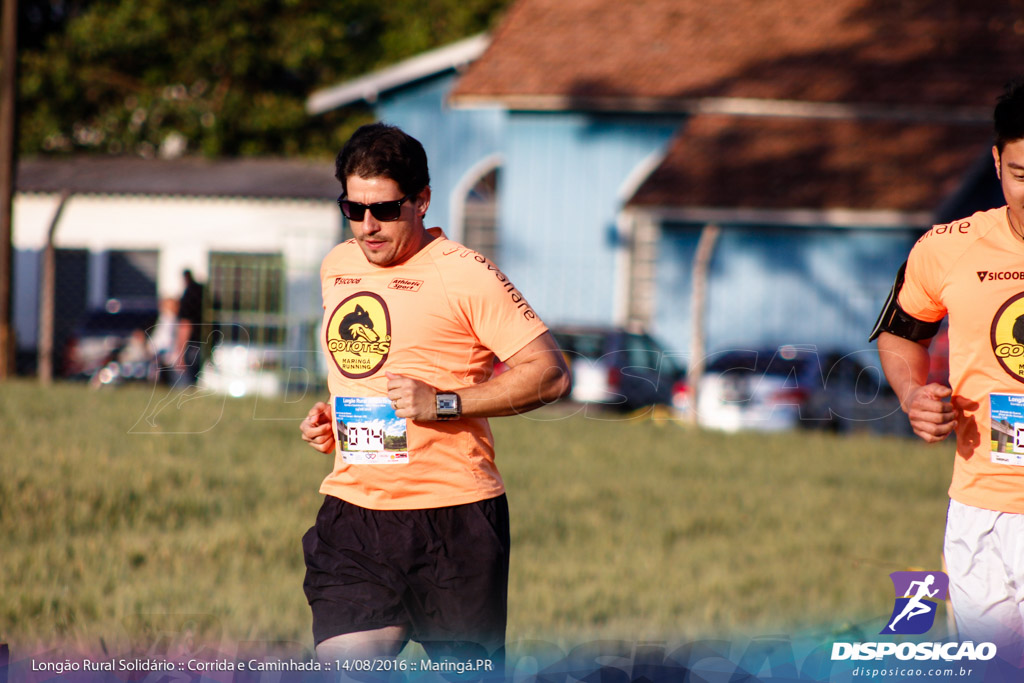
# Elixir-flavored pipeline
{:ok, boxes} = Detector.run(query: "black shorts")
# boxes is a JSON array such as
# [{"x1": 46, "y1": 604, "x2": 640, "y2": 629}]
[{"x1": 302, "y1": 494, "x2": 510, "y2": 655}]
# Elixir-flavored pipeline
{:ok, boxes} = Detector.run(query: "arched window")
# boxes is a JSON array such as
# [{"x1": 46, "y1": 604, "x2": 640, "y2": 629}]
[{"x1": 456, "y1": 162, "x2": 501, "y2": 263}]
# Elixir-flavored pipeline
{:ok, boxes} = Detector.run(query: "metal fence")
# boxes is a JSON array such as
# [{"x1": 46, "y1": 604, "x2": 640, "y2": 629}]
[{"x1": 24, "y1": 247, "x2": 324, "y2": 396}]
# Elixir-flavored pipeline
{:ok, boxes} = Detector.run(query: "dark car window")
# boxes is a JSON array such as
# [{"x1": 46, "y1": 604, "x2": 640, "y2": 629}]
[
  {"x1": 553, "y1": 329, "x2": 684, "y2": 378},
  {"x1": 82, "y1": 310, "x2": 159, "y2": 334},
  {"x1": 760, "y1": 355, "x2": 812, "y2": 377},
  {"x1": 624, "y1": 333, "x2": 680, "y2": 375},
  {"x1": 705, "y1": 349, "x2": 814, "y2": 377},
  {"x1": 704, "y1": 350, "x2": 760, "y2": 374},
  {"x1": 553, "y1": 332, "x2": 606, "y2": 360}
]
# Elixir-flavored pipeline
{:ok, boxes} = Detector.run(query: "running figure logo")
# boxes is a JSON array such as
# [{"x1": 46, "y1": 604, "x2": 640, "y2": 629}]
[{"x1": 881, "y1": 571, "x2": 949, "y2": 635}]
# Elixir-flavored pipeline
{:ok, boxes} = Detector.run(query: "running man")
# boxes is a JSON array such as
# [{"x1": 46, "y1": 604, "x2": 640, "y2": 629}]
[
  {"x1": 299, "y1": 123, "x2": 571, "y2": 665},
  {"x1": 872, "y1": 78, "x2": 1024, "y2": 662}
]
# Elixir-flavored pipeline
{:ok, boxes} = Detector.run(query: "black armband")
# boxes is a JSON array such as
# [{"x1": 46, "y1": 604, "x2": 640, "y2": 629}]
[{"x1": 868, "y1": 261, "x2": 942, "y2": 342}]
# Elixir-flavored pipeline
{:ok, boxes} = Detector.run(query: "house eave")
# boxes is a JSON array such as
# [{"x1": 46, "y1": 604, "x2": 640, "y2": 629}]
[
  {"x1": 449, "y1": 94, "x2": 990, "y2": 124},
  {"x1": 624, "y1": 205, "x2": 934, "y2": 229},
  {"x1": 16, "y1": 189, "x2": 335, "y2": 205},
  {"x1": 307, "y1": 34, "x2": 490, "y2": 114}
]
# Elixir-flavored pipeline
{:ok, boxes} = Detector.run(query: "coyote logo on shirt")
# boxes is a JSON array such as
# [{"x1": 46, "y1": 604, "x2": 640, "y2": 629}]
[
  {"x1": 340, "y1": 305, "x2": 380, "y2": 344},
  {"x1": 326, "y1": 292, "x2": 391, "y2": 378},
  {"x1": 992, "y1": 292, "x2": 1024, "y2": 384}
]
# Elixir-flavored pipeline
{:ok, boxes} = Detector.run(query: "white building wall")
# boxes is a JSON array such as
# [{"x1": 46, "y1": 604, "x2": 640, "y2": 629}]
[{"x1": 12, "y1": 192, "x2": 341, "y2": 351}]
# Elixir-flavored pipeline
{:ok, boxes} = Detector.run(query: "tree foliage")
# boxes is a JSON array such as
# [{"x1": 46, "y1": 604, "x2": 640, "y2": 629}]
[{"x1": 14, "y1": 0, "x2": 512, "y2": 158}]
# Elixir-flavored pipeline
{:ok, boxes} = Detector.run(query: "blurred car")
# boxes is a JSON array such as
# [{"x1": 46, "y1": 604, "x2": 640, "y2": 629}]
[
  {"x1": 800, "y1": 349, "x2": 908, "y2": 434},
  {"x1": 694, "y1": 345, "x2": 905, "y2": 434},
  {"x1": 62, "y1": 299, "x2": 160, "y2": 380},
  {"x1": 199, "y1": 343, "x2": 283, "y2": 398},
  {"x1": 550, "y1": 325, "x2": 685, "y2": 411}
]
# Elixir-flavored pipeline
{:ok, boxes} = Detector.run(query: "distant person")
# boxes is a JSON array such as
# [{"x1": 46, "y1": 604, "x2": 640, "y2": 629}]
[
  {"x1": 298, "y1": 123, "x2": 570, "y2": 665},
  {"x1": 871, "y1": 77, "x2": 1024, "y2": 662},
  {"x1": 173, "y1": 269, "x2": 205, "y2": 387},
  {"x1": 150, "y1": 297, "x2": 179, "y2": 375}
]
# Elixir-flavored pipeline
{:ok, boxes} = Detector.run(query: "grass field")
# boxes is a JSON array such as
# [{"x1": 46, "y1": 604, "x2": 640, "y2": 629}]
[{"x1": 0, "y1": 379, "x2": 955, "y2": 656}]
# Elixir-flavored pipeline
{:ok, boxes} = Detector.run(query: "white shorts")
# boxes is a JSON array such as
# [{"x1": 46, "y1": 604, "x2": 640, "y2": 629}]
[{"x1": 944, "y1": 498, "x2": 1024, "y2": 665}]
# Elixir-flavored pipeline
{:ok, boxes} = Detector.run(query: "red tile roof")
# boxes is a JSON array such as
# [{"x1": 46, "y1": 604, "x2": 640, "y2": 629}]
[
  {"x1": 629, "y1": 115, "x2": 993, "y2": 213},
  {"x1": 452, "y1": 0, "x2": 1023, "y2": 112},
  {"x1": 451, "y1": 0, "x2": 1015, "y2": 213}
]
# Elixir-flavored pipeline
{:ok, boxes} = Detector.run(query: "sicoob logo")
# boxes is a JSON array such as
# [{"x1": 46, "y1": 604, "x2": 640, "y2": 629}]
[
  {"x1": 991, "y1": 292, "x2": 1024, "y2": 384},
  {"x1": 881, "y1": 571, "x2": 949, "y2": 635},
  {"x1": 325, "y1": 292, "x2": 391, "y2": 378}
]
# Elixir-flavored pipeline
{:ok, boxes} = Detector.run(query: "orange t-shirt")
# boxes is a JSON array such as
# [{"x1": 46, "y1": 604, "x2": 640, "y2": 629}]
[
  {"x1": 899, "y1": 207, "x2": 1024, "y2": 513},
  {"x1": 318, "y1": 228, "x2": 548, "y2": 510}
]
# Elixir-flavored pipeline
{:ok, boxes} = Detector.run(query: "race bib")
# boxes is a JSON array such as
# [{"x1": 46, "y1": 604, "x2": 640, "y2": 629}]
[
  {"x1": 333, "y1": 396, "x2": 409, "y2": 464},
  {"x1": 990, "y1": 393, "x2": 1024, "y2": 466}
]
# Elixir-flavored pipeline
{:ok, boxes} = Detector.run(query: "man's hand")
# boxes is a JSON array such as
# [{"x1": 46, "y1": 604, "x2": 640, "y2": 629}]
[
  {"x1": 300, "y1": 401, "x2": 336, "y2": 453},
  {"x1": 386, "y1": 372, "x2": 438, "y2": 420},
  {"x1": 903, "y1": 382, "x2": 955, "y2": 443},
  {"x1": 878, "y1": 332, "x2": 955, "y2": 444}
]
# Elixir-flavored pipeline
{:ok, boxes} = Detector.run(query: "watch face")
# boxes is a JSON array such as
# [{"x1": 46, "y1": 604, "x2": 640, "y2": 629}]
[{"x1": 437, "y1": 396, "x2": 458, "y2": 411}]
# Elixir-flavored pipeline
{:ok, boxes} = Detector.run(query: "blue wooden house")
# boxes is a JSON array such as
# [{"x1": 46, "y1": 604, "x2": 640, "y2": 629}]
[{"x1": 307, "y1": 0, "x2": 1014, "y2": 363}]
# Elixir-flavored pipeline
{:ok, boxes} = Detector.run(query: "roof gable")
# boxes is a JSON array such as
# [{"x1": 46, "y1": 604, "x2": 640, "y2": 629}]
[{"x1": 306, "y1": 34, "x2": 489, "y2": 114}]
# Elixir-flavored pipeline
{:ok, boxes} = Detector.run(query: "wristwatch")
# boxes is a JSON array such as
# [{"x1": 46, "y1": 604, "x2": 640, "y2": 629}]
[{"x1": 435, "y1": 392, "x2": 462, "y2": 420}]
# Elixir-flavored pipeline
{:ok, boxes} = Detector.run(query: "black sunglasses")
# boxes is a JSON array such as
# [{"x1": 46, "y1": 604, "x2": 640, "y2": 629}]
[{"x1": 337, "y1": 192, "x2": 415, "y2": 222}]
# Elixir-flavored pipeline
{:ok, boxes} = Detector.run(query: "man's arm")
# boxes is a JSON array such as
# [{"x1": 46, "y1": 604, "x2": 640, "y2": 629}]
[
  {"x1": 877, "y1": 331, "x2": 954, "y2": 442},
  {"x1": 387, "y1": 331, "x2": 571, "y2": 420},
  {"x1": 300, "y1": 332, "x2": 571, "y2": 450}
]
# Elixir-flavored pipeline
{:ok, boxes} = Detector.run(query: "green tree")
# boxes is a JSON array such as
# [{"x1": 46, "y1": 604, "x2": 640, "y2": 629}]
[{"x1": 15, "y1": 0, "x2": 511, "y2": 158}]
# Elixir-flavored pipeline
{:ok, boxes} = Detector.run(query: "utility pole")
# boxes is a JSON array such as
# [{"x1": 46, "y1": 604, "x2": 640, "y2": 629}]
[
  {"x1": 38, "y1": 191, "x2": 69, "y2": 384},
  {"x1": 0, "y1": 0, "x2": 18, "y2": 379},
  {"x1": 687, "y1": 223, "x2": 720, "y2": 424}
]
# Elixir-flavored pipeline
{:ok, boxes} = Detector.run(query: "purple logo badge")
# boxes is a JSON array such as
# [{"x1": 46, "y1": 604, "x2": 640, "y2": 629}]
[{"x1": 881, "y1": 571, "x2": 949, "y2": 635}]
